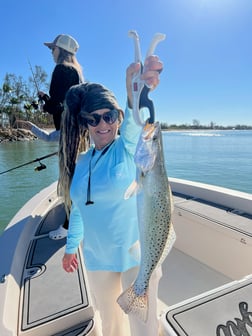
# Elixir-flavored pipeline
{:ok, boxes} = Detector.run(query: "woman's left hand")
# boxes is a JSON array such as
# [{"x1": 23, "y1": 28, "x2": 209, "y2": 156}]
[
  {"x1": 142, "y1": 55, "x2": 163, "y2": 89},
  {"x1": 62, "y1": 253, "x2": 78, "y2": 272}
]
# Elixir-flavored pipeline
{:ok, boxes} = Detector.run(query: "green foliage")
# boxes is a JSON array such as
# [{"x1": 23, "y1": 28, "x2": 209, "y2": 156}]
[
  {"x1": 0, "y1": 66, "x2": 49, "y2": 128},
  {"x1": 160, "y1": 122, "x2": 252, "y2": 130}
]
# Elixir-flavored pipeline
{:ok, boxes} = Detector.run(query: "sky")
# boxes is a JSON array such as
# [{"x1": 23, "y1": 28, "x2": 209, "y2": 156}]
[{"x1": 1, "y1": 0, "x2": 252, "y2": 126}]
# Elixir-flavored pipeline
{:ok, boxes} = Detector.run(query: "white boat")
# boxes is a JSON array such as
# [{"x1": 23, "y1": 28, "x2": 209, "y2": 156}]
[{"x1": 0, "y1": 178, "x2": 251, "y2": 336}]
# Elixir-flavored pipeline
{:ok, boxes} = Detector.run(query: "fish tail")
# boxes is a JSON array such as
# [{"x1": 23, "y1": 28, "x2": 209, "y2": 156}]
[{"x1": 117, "y1": 285, "x2": 149, "y2": 322}]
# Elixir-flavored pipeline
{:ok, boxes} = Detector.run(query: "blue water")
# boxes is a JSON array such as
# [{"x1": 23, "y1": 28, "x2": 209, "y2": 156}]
[
  {"x1": 0, "y1": 140, "x2": 59, "y2": 232},
  {"x1": 0, "y1": 130, "x2": 251, "y2": 233},
  {"x1": 163, "y1": 129, "x2": 252, "y2": 194}
]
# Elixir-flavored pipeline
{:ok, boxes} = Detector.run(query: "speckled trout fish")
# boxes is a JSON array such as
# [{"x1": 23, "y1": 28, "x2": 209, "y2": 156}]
[{"x1": 117, "y1": 122, "x2": 176, "y2": 322}]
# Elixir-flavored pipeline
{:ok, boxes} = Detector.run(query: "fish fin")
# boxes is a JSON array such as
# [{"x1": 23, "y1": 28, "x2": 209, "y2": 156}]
[
  {"x1": 117, "y1": 285, "x2": 149, "y2": 322},
  {"x1": 124, "y1": 180, "x2": 139, "y2": 199},
  {"x1": 158, "y1": 223, "x2": 176, "y2": 267}
]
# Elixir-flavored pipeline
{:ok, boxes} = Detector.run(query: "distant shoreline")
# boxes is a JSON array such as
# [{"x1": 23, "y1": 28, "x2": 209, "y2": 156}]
[
  {"x1": 1, "y1": 126, "x2": 252, "y2": 143},
  {"x1": 162, "y1": 126, "x2": 252, "y2": 131},
  {"x1": 162, "y1": 128, "x2": 252, "y2": 132}
]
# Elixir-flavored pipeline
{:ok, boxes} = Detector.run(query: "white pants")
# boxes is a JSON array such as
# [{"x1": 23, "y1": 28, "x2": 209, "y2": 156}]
[{"x1": 87, "y1": 266, "x2": 162, "y2": 336}]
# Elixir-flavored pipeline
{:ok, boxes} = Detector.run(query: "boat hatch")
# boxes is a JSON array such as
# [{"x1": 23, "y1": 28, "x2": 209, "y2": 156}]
[{"x1": 161, "y1": 275, "x2": 252, "y2": 336}]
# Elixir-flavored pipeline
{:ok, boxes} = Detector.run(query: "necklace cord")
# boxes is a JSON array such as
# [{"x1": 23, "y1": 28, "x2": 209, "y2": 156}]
[{"x1": 85, "y1": 141, "x2": 114, "y2": 205}]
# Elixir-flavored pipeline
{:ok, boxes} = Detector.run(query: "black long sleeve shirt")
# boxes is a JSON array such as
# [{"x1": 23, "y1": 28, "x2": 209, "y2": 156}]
[{"x1": 43, "y1": 64, "x2": 81, "y2": 130}]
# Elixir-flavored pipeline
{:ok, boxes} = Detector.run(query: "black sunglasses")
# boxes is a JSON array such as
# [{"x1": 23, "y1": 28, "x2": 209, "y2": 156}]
[{"x1": 84, "y1": 109, "x2": 119, "y2": 127}]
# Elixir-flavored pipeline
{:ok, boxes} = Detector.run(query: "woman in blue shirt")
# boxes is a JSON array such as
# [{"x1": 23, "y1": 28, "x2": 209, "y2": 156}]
[{"x1": 60, "y1": 56, "x2": 163, "y2": 336}]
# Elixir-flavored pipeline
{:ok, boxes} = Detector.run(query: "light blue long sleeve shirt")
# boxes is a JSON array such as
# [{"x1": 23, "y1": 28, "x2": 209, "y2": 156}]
[{"x1": 66, "y1": 106, "x2": 142, "y2": 272}]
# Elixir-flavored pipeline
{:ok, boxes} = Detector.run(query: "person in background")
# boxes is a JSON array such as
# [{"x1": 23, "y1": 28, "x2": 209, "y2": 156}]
[
  {"x1": 17, "y1": 34, "x2": 84, "y2": 142},
  {"x1": 17, "y1": 34, "x2": 84, "y2": 239},
  {"x1": 40, "y1": 33, "x2": 84, "y2": 131},
  {"x1": 60, "y1": 55, "x2": 163, "y2": 336}
]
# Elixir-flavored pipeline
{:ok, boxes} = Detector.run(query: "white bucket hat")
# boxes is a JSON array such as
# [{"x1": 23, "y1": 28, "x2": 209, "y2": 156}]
[{"x1": 44, "y1": 34, "x2": 79, "y2": 54}]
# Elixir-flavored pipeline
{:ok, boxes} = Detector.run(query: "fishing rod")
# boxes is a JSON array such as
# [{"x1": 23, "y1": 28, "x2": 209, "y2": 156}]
[
  {"x1": 27, "y1": 58, "x2": 43, "y2": 108},
  {"x1": 28, "y1": 58, "x2": 40, "y2": 93},
  {"x1": 0, "y1": 151, "x2": 58, "y2": 175}
]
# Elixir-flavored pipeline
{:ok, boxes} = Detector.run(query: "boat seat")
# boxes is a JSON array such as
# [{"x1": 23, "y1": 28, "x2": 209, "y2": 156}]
[
  {"x1": 170, "y1": 192, "x2": 252, "y2": 281},
  {"x1": 173, "y1": 192, "x2": 252, "y2": 237}
]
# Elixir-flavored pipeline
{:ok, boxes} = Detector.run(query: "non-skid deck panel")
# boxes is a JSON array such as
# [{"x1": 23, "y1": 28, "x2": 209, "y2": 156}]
[
  {"x1": 21, "y1": 204, "x2": 91, "y2": 331},
  {"x1": 22, "y1": 237, "x2": 88, "y2": 329},
  {"x1": 165, "y1": 275, "x2": 252, "y2": 336},
  {"x1": 172, "y1": 192, "x2": 252, "y2": 237}
]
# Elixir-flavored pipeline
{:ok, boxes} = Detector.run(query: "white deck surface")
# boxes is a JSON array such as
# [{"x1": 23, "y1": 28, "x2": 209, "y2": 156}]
[{"x1": 158, "y1": 247, "x2": 231, "y2": 310}]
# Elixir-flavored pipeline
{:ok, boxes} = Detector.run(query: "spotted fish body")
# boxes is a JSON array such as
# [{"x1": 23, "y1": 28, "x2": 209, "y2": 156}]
[{"x1": 117, "y1": 122, "x2": 176, "y2": 322}]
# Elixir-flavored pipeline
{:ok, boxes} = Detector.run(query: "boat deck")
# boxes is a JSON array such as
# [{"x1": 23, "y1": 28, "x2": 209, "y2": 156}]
[
  {"x1": 13, "y1": 197, "x2": 235, "y2": 330},
  {"x1": 21, "y1": 201, "x2": 234, "y2": 331},
  {"x1": 159, "y1": 247, "x2": 231, "y2": 308},
  {"x1": 1, "y1": 180, "x2": 251, "y2": 335}
]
